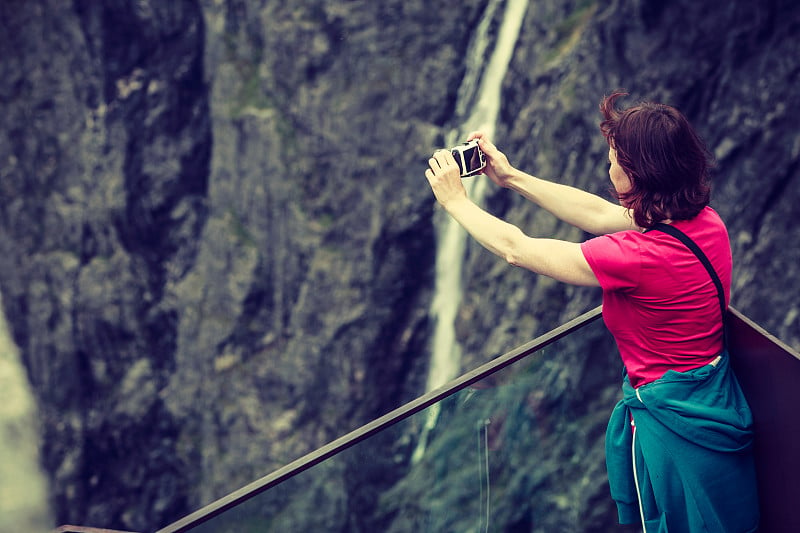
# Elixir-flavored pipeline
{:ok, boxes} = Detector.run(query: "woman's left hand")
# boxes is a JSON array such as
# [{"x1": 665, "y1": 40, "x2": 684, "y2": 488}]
[{"x1": 425, "y1": 149, "x2": 467, "y2": 209}]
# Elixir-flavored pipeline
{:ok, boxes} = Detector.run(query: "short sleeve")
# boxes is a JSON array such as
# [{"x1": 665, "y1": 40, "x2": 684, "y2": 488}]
[{"x1": 580, "y1": 232, "x2": 642, "y2": 291}]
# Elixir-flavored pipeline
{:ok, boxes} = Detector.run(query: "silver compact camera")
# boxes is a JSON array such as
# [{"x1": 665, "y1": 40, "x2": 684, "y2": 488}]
[{"x1": 450, "y1": 139, "x2": 486, "y2": 177}]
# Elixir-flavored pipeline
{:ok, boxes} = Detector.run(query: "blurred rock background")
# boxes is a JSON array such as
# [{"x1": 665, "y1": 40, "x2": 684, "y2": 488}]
[{"x1": 0, "y1": 0, "x2": 798, "y2": 531}]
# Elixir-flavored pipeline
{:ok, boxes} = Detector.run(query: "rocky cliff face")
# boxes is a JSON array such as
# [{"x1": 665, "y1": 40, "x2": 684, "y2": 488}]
[
  {"x1": 1, "y1": 0, "x2": 798, "y2": 531},
  {"x1": 2, "y1": 0, "x2": 211, "y2": 527}
]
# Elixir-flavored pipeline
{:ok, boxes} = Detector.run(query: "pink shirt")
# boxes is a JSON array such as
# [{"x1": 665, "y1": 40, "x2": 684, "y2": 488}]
[{"x1": 580, "y1": 207, "x2": 732, "y2": 388}]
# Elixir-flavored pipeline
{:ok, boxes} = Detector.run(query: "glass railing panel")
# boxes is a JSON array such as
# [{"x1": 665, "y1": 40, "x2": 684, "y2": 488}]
[
  {"x1": 727, "y1": 308, "x2": 800, "y2": 533},
  {"x1": 167, "y1": 308, "x2": 616, "y2": 532}
]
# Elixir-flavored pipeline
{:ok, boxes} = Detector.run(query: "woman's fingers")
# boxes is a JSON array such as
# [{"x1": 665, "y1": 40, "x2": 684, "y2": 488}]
[
  {"x1": 429, "y1": 149, "x2": 457, "y2": 174},
  {"x1": 466, "y1": 131, "x2": 500, "y2": 162},
  {"x1": 426, "y1": 148, "x2": 467, "y2": 206}
]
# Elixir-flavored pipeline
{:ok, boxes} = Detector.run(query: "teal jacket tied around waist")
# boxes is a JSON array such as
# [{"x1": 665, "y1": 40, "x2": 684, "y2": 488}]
[{"x1": 606, "y1": 352, "x2": 759, "y2": 532}]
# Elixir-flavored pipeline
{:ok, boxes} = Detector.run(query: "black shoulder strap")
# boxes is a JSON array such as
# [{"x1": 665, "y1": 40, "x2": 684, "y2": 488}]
[{"x1": 648, "y1": 222, "x2": 728, "y2": 346}]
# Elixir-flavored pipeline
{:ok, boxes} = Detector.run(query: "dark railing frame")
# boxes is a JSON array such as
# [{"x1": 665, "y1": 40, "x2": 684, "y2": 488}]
[{"x1": 155, "y1": 306, "x2": 604, "y2": 533}]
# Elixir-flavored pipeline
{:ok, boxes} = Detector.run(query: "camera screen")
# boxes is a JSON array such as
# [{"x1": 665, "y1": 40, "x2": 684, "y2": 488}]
[
  {"x1": 449, "y1": 141, "x2": 486, "y2": 177},
  {"x1": 463, "y1": 146, "x2": 482, "y2": 173}
]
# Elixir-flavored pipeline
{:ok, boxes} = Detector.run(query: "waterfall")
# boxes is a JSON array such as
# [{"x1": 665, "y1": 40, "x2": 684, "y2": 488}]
[
  {"x1": 0, "y1": 293, "x2": 52, "y2": 530},
  {"x1": 414, "y1": 0, "x2": 529, "y2": 462}
]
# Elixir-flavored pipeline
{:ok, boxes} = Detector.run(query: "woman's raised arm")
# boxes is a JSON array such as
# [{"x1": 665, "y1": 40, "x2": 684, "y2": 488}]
[
  {"x1": 425, "y1": 149, "x2": 599, "y2": 287},
  {"x1": 468, "y1": 132, "x2": 638, "y2": 235}
]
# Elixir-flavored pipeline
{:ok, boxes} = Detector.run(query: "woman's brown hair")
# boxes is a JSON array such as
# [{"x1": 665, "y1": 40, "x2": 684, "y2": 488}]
[{"x1": 599, "y1": 91, "x2": 712, "y2": 228}]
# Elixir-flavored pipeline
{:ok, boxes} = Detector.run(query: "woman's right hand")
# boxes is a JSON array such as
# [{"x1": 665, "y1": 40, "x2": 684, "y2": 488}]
[{"x1": 467, "y1": 131, "x2": 515, "y2": 187}]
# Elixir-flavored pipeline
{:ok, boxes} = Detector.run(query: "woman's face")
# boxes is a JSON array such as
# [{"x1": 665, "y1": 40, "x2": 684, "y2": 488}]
[{"x1": 608, "y1": 146, "x2": 632, "y2": 203}]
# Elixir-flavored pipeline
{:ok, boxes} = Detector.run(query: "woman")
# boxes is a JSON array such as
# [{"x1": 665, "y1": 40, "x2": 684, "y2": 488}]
[{"x1": 425, "y1": 92, "x2": 759, "y2": 532}]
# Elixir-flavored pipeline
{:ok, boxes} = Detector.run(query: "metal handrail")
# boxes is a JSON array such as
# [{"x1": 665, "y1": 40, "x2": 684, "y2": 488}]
[
  {"x1": 155, "y1": 305, "x2": 604, "y2": 533},
  {"x1": 54, "y1": 526, "x2": 141, "y2": 533}
]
